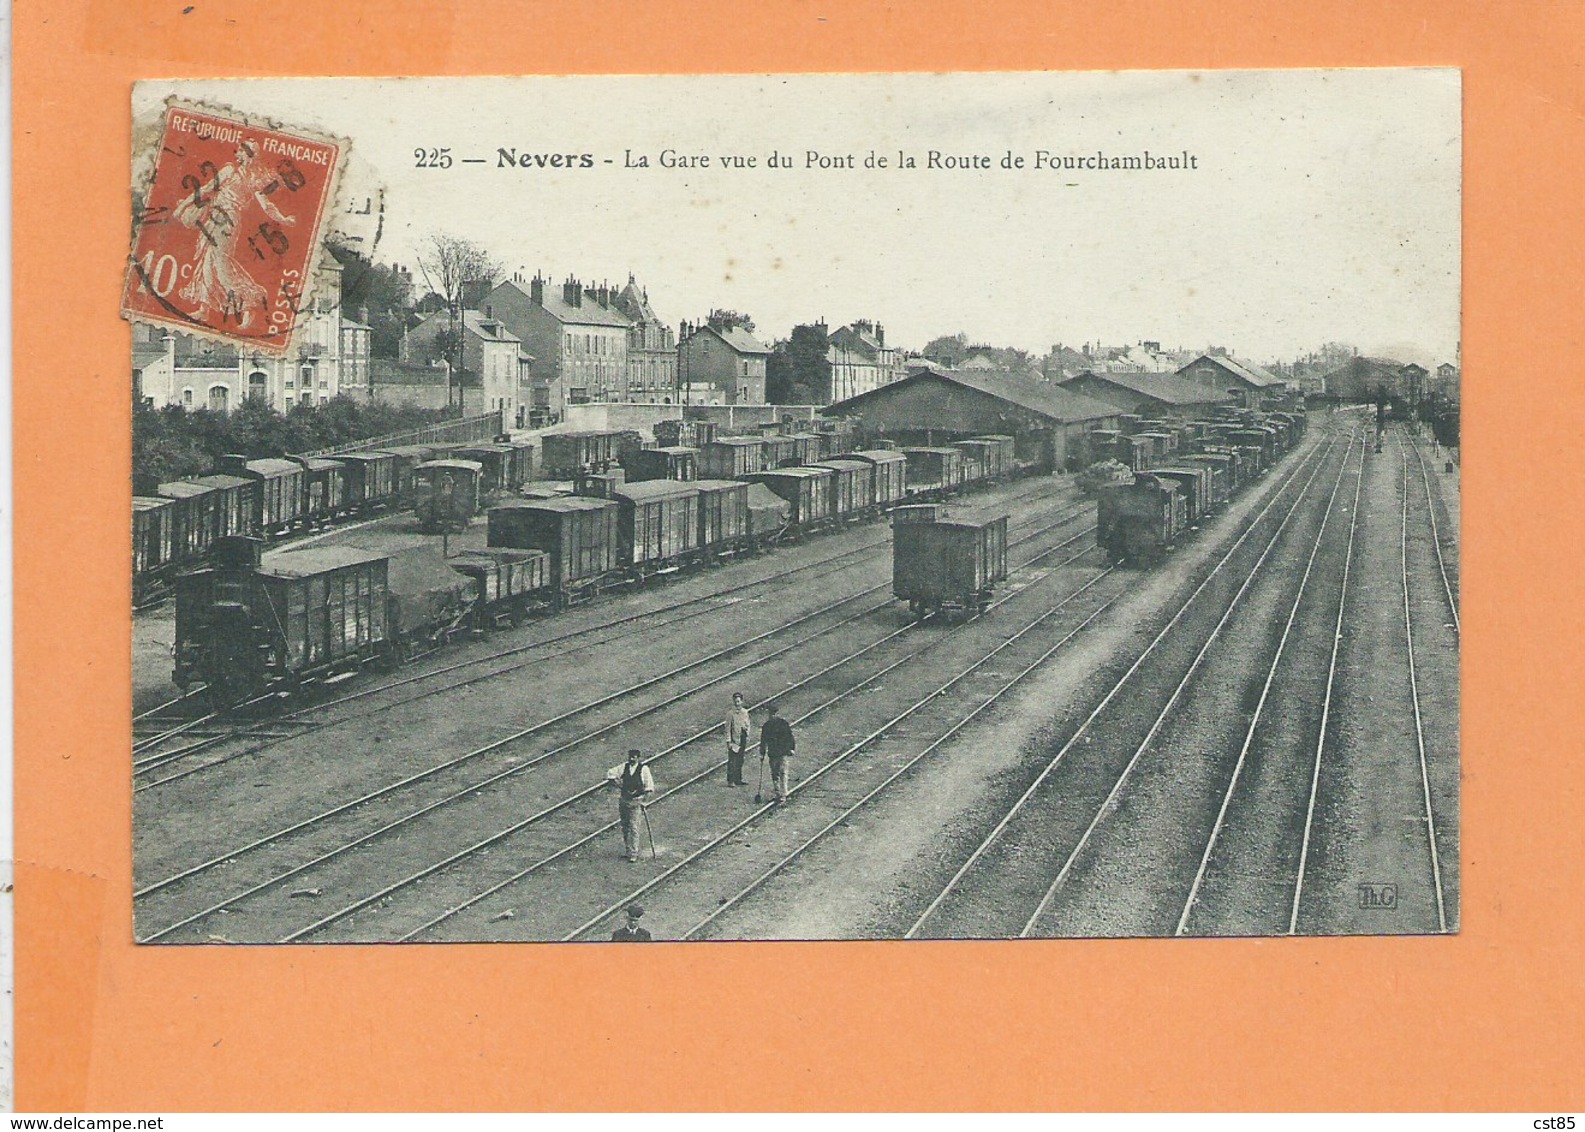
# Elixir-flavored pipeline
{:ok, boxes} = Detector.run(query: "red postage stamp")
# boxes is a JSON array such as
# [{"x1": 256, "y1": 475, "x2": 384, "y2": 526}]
[{"x1": 122, "y1": 102, "x2": 344, "y2": 354}]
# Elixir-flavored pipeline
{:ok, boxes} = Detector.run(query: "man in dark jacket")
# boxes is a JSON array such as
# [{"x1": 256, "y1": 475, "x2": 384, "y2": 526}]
[
  {"x1": 759, "y1": 703, "x2": 796, "y2": 804},
  {"x1": 611, "y1": 904, "x2": 653, "y2": 942}
]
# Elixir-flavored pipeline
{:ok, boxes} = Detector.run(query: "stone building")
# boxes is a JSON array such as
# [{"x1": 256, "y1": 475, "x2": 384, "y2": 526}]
[{"x1": 677, "y1": 319, "x2": 770, "y2": 405}]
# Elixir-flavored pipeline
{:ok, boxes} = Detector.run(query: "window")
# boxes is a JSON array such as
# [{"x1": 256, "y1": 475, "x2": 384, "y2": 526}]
[
  {"x1": 208, "y1": 385, "x2": 229, "y2": 412},
  {"x1": 247, "y1": 372, "x2": 267, "y2": 400},
  {"x1": 182, "y1": 388, "x2": 193, "y2": 407}
]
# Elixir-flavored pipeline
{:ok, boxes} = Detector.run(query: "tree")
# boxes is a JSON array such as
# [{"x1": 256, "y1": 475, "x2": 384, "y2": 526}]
[
  {"x1": 416, "y1": 233, "x2": 502, "y2": 314},
  {"x1": 706, "y1": 309, "x2": 756, "y2": 333},
  {"x1": 329, "y1": 244, "x2": 417, "y2": 359},
  {"x1": 921, "y1": 333, "x2": 969, "y2": 368},
  {"x1": 767, "y1": 323, "x2": 832, "y2": 404}
]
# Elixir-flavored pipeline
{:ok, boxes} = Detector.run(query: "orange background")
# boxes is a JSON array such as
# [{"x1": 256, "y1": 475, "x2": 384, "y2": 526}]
[{"x1": 13, "y1": 0, "x2": 1585, "y2": 1112}]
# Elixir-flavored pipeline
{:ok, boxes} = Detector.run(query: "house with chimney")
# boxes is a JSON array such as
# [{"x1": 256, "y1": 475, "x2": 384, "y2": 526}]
[
  {"x1": 678, "y1": 316, "x2": 770, "y2": 404},
  {"x1": 826, "y1": 320, "x2": 904, "y2": 403},
  {"x1": 406, "y1": 307, "x2": 524, "y2": 423},
  {"x1": 1177, "y1": 352, "x2": 1287, "y2": 403},
  {"x1": 483, "y1": 274, "x2": 634, "y2": 404},
  {"x1": 612, "y1": 275, "x2": 677, "y2": 403}
]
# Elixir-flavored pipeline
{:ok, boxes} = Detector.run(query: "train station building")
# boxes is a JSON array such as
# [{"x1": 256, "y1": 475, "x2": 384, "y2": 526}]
[
  {"x1": 824, "y1": 361, "x2": 1122, "y2": 470},
  {"x1": 1058, "y1": 369, "x2": 1235, "y2": 418}
]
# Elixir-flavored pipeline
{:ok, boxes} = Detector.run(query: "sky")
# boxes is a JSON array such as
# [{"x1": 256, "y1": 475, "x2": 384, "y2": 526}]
[{"x1": 134, "y1": 71, "x2": 1462, "y2": 366}]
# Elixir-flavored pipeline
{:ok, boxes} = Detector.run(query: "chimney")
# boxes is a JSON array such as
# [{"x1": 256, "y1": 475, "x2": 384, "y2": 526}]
[
  {"x1": 563, "y1": 277, "x2": 581, "y2": 307},
  {"x1": 530, "y1": 273, "x2": 545, "y2": 305},
  {"x1": 358, "y1": 305, "x2": 369, "y2": 325},
  {"x1": 485, "y1": 304, "x2": 494, "y2": 320},
  {"x1": 876, "y1": 322, "x2": 885, "y2": 346}
]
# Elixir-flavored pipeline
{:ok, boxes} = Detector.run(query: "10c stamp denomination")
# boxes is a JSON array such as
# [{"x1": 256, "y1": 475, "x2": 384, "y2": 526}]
[{"x1": 122, "y1": 101, "x2": 344, "y2": 354}]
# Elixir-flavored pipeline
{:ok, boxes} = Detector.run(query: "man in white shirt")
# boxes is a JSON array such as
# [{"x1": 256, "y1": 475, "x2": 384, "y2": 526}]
[
  {"x1": 605, "y1": 748, "x2": 656, "y2": 862},
  {"x1": 724, "y1": 691, "x2": 752, "y2": 786}
]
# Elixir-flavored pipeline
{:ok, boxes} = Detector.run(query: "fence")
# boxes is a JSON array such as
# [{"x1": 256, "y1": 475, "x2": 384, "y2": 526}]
[{"x1": 305, "y1": 410, "x2": 504, "y2": 457}]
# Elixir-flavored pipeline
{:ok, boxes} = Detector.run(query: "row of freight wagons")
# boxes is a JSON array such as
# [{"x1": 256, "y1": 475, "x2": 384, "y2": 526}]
[
  {"x1": 1094, "y1": 411, "x2": 1307, "y2": 565},
  {"x1": 134, "y1": 440, "x2": 533, "y2": 603},
  {"x1": 173, "y1": 535, "x2": 553, "y2": 703}
]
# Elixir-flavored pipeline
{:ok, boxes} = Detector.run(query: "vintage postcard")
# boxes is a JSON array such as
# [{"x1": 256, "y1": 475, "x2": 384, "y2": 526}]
[{"x1": 125, "y1": 71, "x2": 1462, "y2": 948}]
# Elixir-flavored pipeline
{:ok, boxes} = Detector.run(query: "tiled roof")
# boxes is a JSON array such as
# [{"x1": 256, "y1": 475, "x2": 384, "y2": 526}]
[
  {"x1": 708, "y1": 325, "x2": 771, "y2": 355},
  {"x1": 1060, "y1": 370, "x2": 1235, "y2": 406},
  {"x1": 1177, "y1": 354, "x2": 1284, "y2": 388},
  {"x1": 462, "y1": 310, "x2": 520, "y2": 342},
  {"x1": 829, "y1": 362, "x2": 1121, "y2": 424},
  {"x1": 494, "y1": 278, "x2": 633, "y2": 329}
]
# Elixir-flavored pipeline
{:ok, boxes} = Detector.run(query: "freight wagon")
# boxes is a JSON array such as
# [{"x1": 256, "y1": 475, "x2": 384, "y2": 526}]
[
  {"x1": 133, "y1": 496, "x2": 177, "y2": 605},
  {"x1": 844, "y1": 449, "x2": 908, "y2": 508},
  {"x1": 694, "y1": 479, "x2": 750, "y2": 557},
  {"x1": 335, "y1": 451, "x2": 399, "y2": 514},
  {"x1": 901, "y1": 447, "x2": 963, "y2": 499},
  {"x1": 488, "y1": 496, "x2": 620, "y2": 607},
  {"x1": 744, "y1": 482, "x2": 792, "y2": 547},
  {"x1": 623, "y1": 446, "x2": 699, "y2": 483},
  {"x1": 808, "y1": 458, "x2": 873, "y2": 521},
  {"x1": 612, "y1": 480, "x2": 702, "y2": 575},
  {"x1": 381, "y1": 445, "x2": 441, "y2": 505},
  {"x1": 746, "y1": 466, "x2": 834, "y2": 530},
  {"x1": 892, "y1": 512, "x2": 1010, "y2": 619},
  {"x1": 447, "y1": 548, "x2": 551, "y2": 629},
  {"x1": 653, "y1": 419, "x2": 717, "y2": 449},
  {"x1": 1096, "y1": 474, "x2": 1188, "y2": 566},
  {"x1": 698, "y1": 436, "x2": 766, "y2": 479},
  {"x1": 413, "y1": 459, "x2": 484, "y2": 532},
  {"x1": 220, "y1": 455, "x2": 306, "y2": 534},
  {"x1": 541, "y1": 431, "x2": 622, "y2": 478},
  {"x1": 290, "y1": 455, "x2": 350, "y2": 527}
]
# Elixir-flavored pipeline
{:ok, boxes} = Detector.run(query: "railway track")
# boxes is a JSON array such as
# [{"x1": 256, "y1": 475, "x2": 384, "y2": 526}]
[
  {"x1": 902, "y1": 421, "x2": 1347, "y2": 938},
  {"x1": 135, "y1": 495, "x2": 1100, "y2": 942},
  {"x1": 344, "y1": 525, "x2": 1118, "y2": 944},
  {"x1": 131, "y1": 473, "x2": 1072, "y2": 788}
]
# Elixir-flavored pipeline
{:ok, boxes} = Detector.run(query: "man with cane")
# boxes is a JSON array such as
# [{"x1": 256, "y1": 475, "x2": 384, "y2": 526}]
[
  {"x1": 605, "y1": 748, "x2": 655, "y2": 863},
  {"x1": 724, "y1": 691, "x2": 752, "y2": 786},
  {"x1": 757, "y1": 703, "x2": 796, "y2": 805}
]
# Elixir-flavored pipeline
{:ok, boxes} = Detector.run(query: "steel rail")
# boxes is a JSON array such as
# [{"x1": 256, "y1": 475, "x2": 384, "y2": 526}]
[
  {"x1": 139, "y1": 507, "x2": 1097, "y2": 938},
  {"x1": 681, "y1": 587, "x2": 1119, "y2": 940},
  {"x1": 133, "y1": 487, "x2": 1089, "y2": 789},
  {"x1": 1288, "y1": 427, "x2": 1366, "y2": 933},
  {"x1": 1399, "y1": 429, "x2": 1460, "y2": 637},
  {"x1": 1175, "y1": 428, "x2": 1363, "y2": 935},
  {"x1": 1015, "y1": 426, "x2": 1347, "y2": 938},
  {"x1": 906, "y1": 424, "x2": 1337, "y2": 932},
  {"x1": 1401, "y1": 431, "x2": 1449, "y2": 933},
  {"x1": 282, "y1": 527, "x2": 1105, "y2": 943},
  {"x1": 554, "y1": 548, "x2": 1117, "y2": 944}
]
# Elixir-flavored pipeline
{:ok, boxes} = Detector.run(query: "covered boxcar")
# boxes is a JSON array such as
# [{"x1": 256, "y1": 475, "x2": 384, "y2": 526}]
[
  {"x1": 785, "y1": 433, "x2": 822, "y2": 466},
  {"x1": 488, "y1": 497, "x2": 620, "y2": 606},
  {"x1": 291, "y1": 456, "x2": 349, "y2": 527},
  {"x1": 133, "y1": 496, "x2": 177, "y2": 604},
  {"x1": 808, "y1": 458, "x2": 873, "y2": 521},
  {"x1": 1096, "y1": 474, "x2": 1187, "y2": 566},
  {"x1": 173, "y1": 538, "x2": 392, "y2": 706},
  {"x1": 541, "y1": 430, "x2": 621, "y2": 478},
  {"x1": 968, "y1": 435, "x2": 1017, "y2": 480},
  {"x1": 380, "y1": 445, "x2": 440, "y2": 504},
  {"x1": 901, "y1": 447, "x2": 964, "y2": 498},
  {"x1": 1149, "y1": 465, "x2": 1212, "y2": 523},
  {"x1": 892, "y1": 513, "x2": 1010, "y2": 619},
  {"x1": 890, "y1": 503, "x2": 945, "y2": 526},
  {"x1": 335, "y1": 451, "x2": 399, "y2": 514},
  {"x1": 413, "y1": 459, "x2": 484, "y2": 532},
  {"x1": 1176, "y1": 453, "x2": 1233, "y2": 507},
  {"x1": 451, "y1": 444, "x2": 519, "y2": 496},
  {"x1": 613, "y1": 480, "x2": 701, "y2": 574},
  {"x1": 159, "y1": 478, "x2": 226, "y2": 559},
  {"x1": 220, "y1": 455, "x2": 305, "y2": 534},
  {"x1": 694, "y1": 479, "x2": 750, "y2": 556},
  {"x1": 698, "y1": 436, "x2": 766, "y2": 479},
  {"x1": 654, "y1": 419, "x2": 718, "y2": 448},
  {"x1": 844, "y1": 449, "x2": 908, "y2": 508},
  {"x1": 758, "y1": 435, "x2": 798, "y2": 470},
  {"x1": 624, "y1": 445, "x2": 699, "y2": 483},
  {"x1": 747, "y1": 466, "x2": 834, "y2": 529}
]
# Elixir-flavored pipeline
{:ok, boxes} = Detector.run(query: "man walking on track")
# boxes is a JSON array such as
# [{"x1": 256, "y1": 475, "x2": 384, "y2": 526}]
[
  {"x1": 759, "y1": 703, "x2": 796, "y2": 804},
  {"x1": 605, "y1": 748, "x2": 655, "y2": 862},
  {"x1": 724, "y1": 691, "x2": 752, "y2": 786}
]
